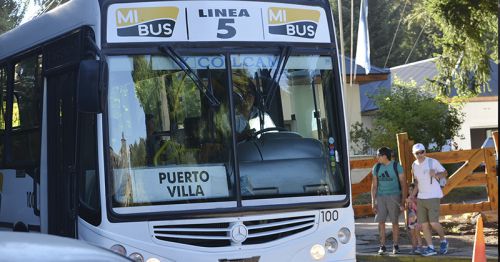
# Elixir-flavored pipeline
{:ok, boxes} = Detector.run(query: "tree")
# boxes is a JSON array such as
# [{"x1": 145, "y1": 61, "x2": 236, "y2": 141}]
[
  {"x1": 411, "y1": 0, "x2": 498, "y2": 97},
  {"x1": 349, "y1": 121, "x2": 373, "y2": 155},
  {"x1": 34, "y1": 0, "x2": 70, "y2": 14},
  {"x1": 351, "y1": 79, "x2": 464, "y2": 153},
  {"x1": 0, "y1": 0, "x2": 26, "y2": 34},
  {"x1": 330, "y1": 0, "x2": 439, "y2": 68}
]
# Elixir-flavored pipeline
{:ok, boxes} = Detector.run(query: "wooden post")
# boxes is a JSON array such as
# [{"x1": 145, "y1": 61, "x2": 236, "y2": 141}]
[
  {"x1": 396, "y1": 133, "x2": 414, "y2": 184},
  {"x1": 492, "y1": 131, "x2": 498, "y2": 156},
  {"x1": 396, "y1": 133, "x2": 412, "y2": 228},
  {"x1": 484, "y1": 148, "x2": 498, "y2": 210},
  {"x1": 483, "y1": 132, "x2": 498, "y2": 220}
]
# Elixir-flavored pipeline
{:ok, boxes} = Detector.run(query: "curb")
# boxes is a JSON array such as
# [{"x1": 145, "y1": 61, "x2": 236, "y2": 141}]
[{"x1": 356, "y1": 253, "x2": 498, "y2": 262}]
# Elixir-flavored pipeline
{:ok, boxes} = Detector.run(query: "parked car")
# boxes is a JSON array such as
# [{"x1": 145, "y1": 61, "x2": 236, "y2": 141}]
[
  {"x1": 481, "y1": 136, "x2": 495, "y2": 149},
  {"x1": 480, "y1": 136, "x2": 498, "y2": 169},
  {"x1": 0, "y1": 232, "x2": 131, "y2": 261}
]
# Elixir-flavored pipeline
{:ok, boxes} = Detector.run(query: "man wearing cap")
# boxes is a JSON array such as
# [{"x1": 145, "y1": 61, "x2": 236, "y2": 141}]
[
  {"x1": 409, "y1": 143, "x2": 449, "y2": 256},
  {"x1": 371, "y1": 147, "x2": 406, "y2": 255}
]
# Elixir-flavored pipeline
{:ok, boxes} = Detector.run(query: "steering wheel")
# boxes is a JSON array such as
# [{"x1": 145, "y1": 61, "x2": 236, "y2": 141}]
[{"x1": 251, "y1": 127, "x2": 288, "y2": 138}]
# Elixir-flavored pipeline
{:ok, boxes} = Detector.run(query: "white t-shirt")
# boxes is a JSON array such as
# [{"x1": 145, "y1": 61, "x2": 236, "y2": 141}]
[{"x1": 412, "y1": 157, "x2": 446, "y2": 199}]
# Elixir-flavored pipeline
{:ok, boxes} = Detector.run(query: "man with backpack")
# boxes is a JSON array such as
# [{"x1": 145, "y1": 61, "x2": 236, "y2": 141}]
[
  {"x1": 409, "y1": 143, "x2": 449, "y2": 256},
  {"x1": 371, "y1": 147, "x2": 406, "y2": 255}
]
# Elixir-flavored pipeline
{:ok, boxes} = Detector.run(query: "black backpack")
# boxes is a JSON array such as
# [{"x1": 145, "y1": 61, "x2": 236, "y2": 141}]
[{"x1": 375, "y1": 161, "x2": 402, "y2": 191}]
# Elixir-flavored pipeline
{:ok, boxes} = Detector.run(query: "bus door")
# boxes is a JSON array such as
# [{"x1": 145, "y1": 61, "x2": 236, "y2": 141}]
[
  {"x1": 44, "y1": 29, "x2": 93, "y2": 237},
  {"x1": 45, "y1": 70, "x2": 78, "y2": 237}
]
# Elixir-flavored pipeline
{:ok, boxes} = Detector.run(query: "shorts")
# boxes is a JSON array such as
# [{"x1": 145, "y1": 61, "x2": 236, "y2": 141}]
[
  {"x1": 417, "y1": 198, "x2": 440, "y2": 223},
  {"x1": 407, "y1": 210, "x2": 418, "y2": 229},
  {"x1": 374, "y1": 195, "x2": 401, "y2": 224},
  {"x1": 408, "y1": 216, "x2": 421, "y2": 230}
]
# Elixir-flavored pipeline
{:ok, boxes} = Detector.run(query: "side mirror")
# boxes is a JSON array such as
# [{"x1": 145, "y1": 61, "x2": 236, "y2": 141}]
[{"x1": 77, "y1": 60, "x2": 106, "y2": 113}]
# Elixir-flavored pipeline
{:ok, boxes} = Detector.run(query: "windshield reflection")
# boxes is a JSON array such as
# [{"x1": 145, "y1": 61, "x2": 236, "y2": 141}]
[
  {"x1": 107, "y1": 55, "x2": 234, "y2": 207},
  {"x1": 106, "y1": 53, "x2": 345, "y2": 209}
]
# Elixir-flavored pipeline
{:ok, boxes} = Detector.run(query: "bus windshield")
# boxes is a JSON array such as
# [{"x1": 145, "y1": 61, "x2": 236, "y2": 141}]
[{"x1": 107, "y1": 52, "x2": 345, "y2": 211}]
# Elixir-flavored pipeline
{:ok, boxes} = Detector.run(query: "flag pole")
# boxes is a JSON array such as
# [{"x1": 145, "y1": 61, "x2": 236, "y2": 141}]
[
  {"x1": 337, "y1": 0, "x2": 347, "y2": 93},
  {"x1": 350, "y1": 0, "x2": 354, "y2": 85}
]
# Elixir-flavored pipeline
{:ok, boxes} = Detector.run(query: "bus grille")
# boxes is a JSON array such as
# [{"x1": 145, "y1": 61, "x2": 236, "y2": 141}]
[{"x1": 151, "y1": 214, "x2": 316, "y2": 247}]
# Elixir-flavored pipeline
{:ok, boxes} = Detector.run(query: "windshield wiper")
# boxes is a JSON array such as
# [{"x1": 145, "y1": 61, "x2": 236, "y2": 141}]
[
  {"x1": 264, "y1": 46, "x2": 292, "y2": 109},
  {"x1": 160, "y1": 46, "x2": 221, "y2": 107}
]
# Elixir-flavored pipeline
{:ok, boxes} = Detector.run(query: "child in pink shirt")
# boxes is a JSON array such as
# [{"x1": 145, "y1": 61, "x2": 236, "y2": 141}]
[{"x1": 407, "y1": 183, "x2": 424, "y2": 254}]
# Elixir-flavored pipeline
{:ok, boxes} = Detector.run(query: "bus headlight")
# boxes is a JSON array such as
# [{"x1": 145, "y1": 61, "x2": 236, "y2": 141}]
[
  {"x1": 146, "y1": 258, "x2": 161, "y2": 262},
  {"x1": 129, "y1": 252, "x2": 144, "y2": 262},
  {"x1": 324, "y1": 237, "x2": 338, "y2": 253},
  {"x1": 338, "y1": 227, "x2": 351, "y2": 244},
  {"x1": 310, "y1": 244, "x2": 326, "y2": 260},
  {"x1": 110, "y1": 244, "x2": 126, "y2": 256}
]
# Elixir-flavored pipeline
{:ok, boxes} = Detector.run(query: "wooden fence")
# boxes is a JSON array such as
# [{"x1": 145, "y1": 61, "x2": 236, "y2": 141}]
[{"x1": 351, "y1": 131, "x2": 498, "y2": 220}]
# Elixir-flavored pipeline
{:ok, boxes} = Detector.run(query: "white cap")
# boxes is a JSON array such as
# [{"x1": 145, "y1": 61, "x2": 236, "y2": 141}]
[{"x1": 412, "y1": 143, "x2": 425, "y2": 153}]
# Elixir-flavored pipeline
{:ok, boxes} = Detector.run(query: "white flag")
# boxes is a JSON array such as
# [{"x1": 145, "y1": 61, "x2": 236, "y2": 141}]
[{"x1": 355, "y1": 0, "x2": 371, "y2": 74}]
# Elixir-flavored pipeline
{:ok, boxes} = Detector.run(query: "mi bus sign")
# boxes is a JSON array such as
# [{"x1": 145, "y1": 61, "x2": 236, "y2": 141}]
[
  {"x1": 115, "y1": 7, "x2": 179, "y2": 37},
  {"x1": 268, "y1": 7, "x2": 320, "y2": 39}
]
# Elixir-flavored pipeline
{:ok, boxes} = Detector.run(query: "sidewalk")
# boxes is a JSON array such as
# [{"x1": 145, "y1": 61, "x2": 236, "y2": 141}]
[{"x1": 355, "y1": 216, "x2": 498, "y2": 261}]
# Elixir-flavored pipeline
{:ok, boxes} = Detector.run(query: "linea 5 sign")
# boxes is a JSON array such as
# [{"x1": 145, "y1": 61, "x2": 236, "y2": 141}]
[{"x1": 106, "y1": 1, "x2": 331, "y2": 43}]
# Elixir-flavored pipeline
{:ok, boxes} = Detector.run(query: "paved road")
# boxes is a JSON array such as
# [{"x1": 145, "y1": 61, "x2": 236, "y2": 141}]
[{"x1": 355, "y1": 216, "x2": 498, "y2": 260}]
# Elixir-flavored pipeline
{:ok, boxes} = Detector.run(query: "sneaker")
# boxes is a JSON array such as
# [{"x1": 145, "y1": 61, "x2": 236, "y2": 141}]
[
  {"x1": 409, "y1": 247, "x2": 421, "y2": 255},
  {"x1": 392, "y1": 245, "x2": 400, "y2": 254},
  {"x1": 378, "y1": 245, "x2": 386, "y2": 255},
  {"x1": 421, "y1": 246, "x2": 437, "y2": 256},
  {"x1": 440, "y1": 240, "x2": 449, "y2": 254}
]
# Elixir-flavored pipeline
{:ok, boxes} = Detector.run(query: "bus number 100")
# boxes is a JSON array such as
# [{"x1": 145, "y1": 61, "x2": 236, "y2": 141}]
[{"x1": 320, "y1": 210, "x2": 338, "y2": 222}]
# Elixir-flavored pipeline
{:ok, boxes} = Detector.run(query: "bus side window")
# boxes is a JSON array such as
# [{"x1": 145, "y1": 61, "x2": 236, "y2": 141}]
[
  {"x1": 78, "y1": 113, "x2": 100, "y2": 226},
  {"x1": 11, "y1": 54, "x2": 42, "y2": 166}
]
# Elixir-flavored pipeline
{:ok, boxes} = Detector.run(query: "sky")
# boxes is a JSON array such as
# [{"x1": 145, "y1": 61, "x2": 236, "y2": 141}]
[{"x1": 20, "y1": 1, "x2": 42, "y2": 25}]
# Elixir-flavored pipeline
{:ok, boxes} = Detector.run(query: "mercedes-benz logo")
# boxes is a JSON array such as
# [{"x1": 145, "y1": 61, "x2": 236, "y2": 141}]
[{"x1": 230, "y1": 223, "x2": 248, "y2": 243}]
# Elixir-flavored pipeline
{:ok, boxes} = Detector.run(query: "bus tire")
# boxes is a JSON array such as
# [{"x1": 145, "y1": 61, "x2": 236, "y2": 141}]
[{"x1": 13, "y1": 222, "x2": 28, "y2": 232}]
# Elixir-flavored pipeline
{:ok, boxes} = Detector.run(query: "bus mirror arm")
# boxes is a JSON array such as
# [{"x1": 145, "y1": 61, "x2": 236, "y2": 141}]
[{"x1": 76, "y1": 59, "x2": 106, "y2": 113}]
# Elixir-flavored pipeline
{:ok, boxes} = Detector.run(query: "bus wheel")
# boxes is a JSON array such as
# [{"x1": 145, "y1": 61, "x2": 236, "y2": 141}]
[{"x1": 13, "y1": 222, "x2": 28, "y2": 232}]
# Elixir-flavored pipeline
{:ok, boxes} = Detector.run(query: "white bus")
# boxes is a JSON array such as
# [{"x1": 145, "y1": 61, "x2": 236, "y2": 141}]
[{"x1": 0, "y1": 0, "x2": 355, "y2": 261}]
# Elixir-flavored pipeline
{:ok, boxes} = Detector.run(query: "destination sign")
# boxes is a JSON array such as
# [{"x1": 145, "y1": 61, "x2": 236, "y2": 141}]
[
  {"x1": 113, "y1": 165, "x2": 229, "y2": 203},
  {"x1": 106, "y1": 1, "x2": 331, "y2": 43},
  {"x1": 108, "y1": 54, "x2": 333, "y2": 71}
]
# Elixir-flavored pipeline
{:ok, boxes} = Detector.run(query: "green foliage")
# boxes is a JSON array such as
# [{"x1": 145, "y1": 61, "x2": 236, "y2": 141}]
[
  {"x1": 349, "y1": 121, "x2": 372, "y2": 155},
  {"x1": 370, "y1": 79, "x2": 463, "y2": 152},
  {"x1": 129, "y1": 138, "x2": 147, "y2": 167},
  {"x1": 330, "y1": 0, "x2": 438, "y2": 67},
  {"x1": 132, "y1": 57, "x2": 201, "y2": 125},
  {"x1": 131, "y1": 56, "x2": 204, "y2": 164},
  {"x1": 411, "y1": 0, "x2": 498, "y2": 96},
  {"x1": 154, "y1": 140, "x2": 198, "y2": 165},
  {"x1": 0, "y1": 0, "x2": 26, "y2": 34}
]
